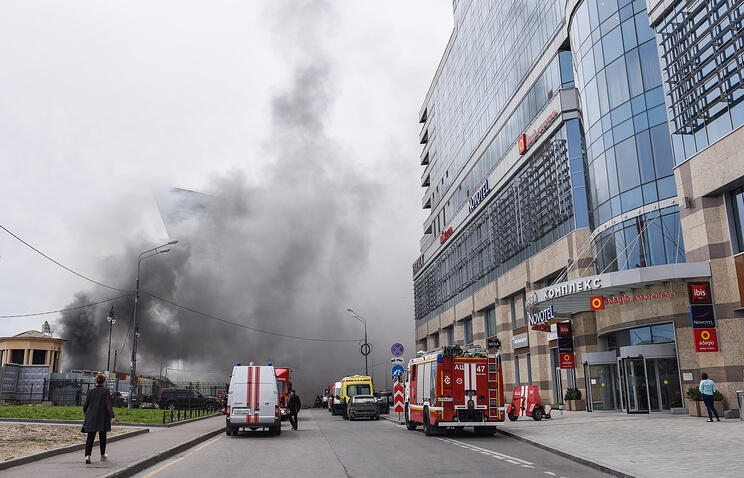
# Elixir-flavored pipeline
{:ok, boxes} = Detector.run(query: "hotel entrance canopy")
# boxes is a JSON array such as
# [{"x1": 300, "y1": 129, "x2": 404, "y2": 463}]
[{"x1": 526, "y1": 262, "x2": 711, "y2": 316}]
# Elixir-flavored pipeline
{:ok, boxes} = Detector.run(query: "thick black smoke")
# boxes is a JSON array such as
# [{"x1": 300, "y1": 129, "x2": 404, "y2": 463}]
[{"x1": 57, "y1": 1, "x2": 381, "y2": 395}]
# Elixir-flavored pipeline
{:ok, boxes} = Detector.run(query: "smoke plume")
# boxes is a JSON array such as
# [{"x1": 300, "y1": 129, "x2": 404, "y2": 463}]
[{"x1": 57, "y1": 0, "x2": 381, "y2": 395}]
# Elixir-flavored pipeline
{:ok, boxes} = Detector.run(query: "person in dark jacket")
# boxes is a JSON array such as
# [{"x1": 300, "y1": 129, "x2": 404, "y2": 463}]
[
  {"x1": 82, "y1": 372, "x2": 116, "y2": 464},
  {"x1": 287, "y1": 389, "x2": 301, "y2": 430}
]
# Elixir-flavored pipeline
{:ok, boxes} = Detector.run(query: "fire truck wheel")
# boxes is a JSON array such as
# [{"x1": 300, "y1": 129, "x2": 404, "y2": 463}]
[
  {"x1": 531, "y1": 407, "x2": 544, "y2": 421},
  {"x1": 404, "y1": 407, "x2": 417, "y2": 430},
  {"x1": 507, "y1": 411, "x2": 518, "y2": 421},
  {"x1": 423, "y1": 413, "x2": 437, "y2": 436}
]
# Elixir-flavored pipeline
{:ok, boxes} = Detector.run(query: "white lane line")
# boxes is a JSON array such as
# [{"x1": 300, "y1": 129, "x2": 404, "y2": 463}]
[{"x1": 436, "y1": 436, "x2": 534, "y2": 466}]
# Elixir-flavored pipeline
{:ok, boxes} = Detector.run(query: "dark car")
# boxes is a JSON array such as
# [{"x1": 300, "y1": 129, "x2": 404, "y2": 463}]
[
  {"x1": 204, "y1": 395, "x2": 222, "y2": 412},
  {"x1": 346, "y1": 394, "x2": 380, "y2": 420},
  {"x1": 111, "y1": 391, "x2": 140, "y2": 408},
  {"x1": 158, "y1": 388, "x2": 207, "y2": 410},
  {"x1": 374, "y1": 391, "x2": 393, "y2": 414}
]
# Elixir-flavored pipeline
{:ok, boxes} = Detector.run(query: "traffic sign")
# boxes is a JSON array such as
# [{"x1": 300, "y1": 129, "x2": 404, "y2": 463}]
[
  {"x1": 361, "y1": 343, "x2": 371, "y2": 356},
  {"x1": 390, "y1": 357, "x2": 404, "y2": 364},
  {"x1": 393, "y1": 379, "x2": 404, "y2": 413},
  {"x1": 391, "y1": 364, "x2": 405, "y2": 381},
  {"x1": 391, "y1": 343, "x2": 404, "y2": 357}
]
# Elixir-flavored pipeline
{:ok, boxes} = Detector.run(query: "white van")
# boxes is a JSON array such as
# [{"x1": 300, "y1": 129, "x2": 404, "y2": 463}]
[{"x1": 226, "y1": 365, "x2": 281, "y2": 435}]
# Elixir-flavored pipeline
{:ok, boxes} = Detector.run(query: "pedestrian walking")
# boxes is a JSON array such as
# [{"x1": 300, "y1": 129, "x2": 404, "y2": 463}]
[
  {"x1": 288, "y1": 389, "x2": 301, "y2": 430},
  {"x1": 82, "y1": 372, "x2": 116, "y2": 464},
  {"x1": 699, "y1": 372, "x2": 720, "y2": 422}
]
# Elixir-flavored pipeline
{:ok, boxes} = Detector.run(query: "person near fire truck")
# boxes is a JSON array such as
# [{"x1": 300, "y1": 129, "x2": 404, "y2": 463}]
[{"x1": 288, "y1": 389, "x2": 302, "y2": 430}]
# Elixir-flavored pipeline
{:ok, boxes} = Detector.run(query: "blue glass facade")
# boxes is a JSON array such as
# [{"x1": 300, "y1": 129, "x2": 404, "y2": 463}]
[
  {"x1": 569, "y1": 0, "x2": 685, "y2": 272},
  {"x1": 654, "y1": 0, "x2": 744, "y2": 163}
]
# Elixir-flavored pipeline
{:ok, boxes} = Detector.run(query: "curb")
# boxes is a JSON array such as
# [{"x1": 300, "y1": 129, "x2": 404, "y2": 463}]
[
  {"x1": 104, "y1": 428, "x2": 224, "y2": 478},
  {"x1": 0, "y1": 428, "x2": 150, "y2": 471}
]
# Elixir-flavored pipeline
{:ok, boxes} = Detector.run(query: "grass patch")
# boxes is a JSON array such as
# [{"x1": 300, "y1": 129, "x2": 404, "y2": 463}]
[{"x1": 0, "y1": 405, "x2": 168, "y2": 424}]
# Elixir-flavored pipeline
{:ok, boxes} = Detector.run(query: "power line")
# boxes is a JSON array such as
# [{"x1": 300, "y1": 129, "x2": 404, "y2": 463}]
[
  {"x1": 1, "y1": 222, "x2": 358, "y2": 344},
  {"x1": 0, "y1": 223, "x2": 132, "y2": 293},
  {"x1": 0, "y1": 294, "x2": 131, "y2": 319}
]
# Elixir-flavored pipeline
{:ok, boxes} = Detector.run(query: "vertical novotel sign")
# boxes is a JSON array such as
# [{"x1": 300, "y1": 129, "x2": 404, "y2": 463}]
[{"x1": 468, "y1": 179, "x2": 491, "y2": 213}]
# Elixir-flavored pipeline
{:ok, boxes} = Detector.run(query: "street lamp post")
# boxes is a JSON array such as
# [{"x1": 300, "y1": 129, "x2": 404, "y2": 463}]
[
  {"x1": 346, "y1": 308, "x2": 369, "y2": 376},
  {"x1": 129, "y1": 240, "x2": 178, "y2": 409},
  {"x1": 106, "y1": 306, "x2": 116, "y2": 373}
]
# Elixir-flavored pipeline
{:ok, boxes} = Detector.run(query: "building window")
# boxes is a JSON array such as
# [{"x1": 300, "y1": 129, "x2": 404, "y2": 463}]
[
  {"x1": 32, "y1": 350, "x2": 46, "y2": 365},
  {"x1": 510, "y1": 297, "x2": 517, "y2": 329},
  {"x1": 432, "y1": 332, "x2": 440, "y2": 349},
  {"x1": 521, "y1": 291, "x2": 528, "y2": 327},
  {"x1": 526, "y1": 353, "x2": 533, "y2": 385},
  {"x1": 514, "y1": 356, "x2": 521, "y2": 385},
  {"x1": 443, "y1": 326, "x2": 454, "y2": 345},
  {"x1": 11, "y1": 349, "x2": 24, "y2": 364},
  {"x1": 485, "y1": 307, "x2": 497, "y2": 337},
  {"x1": 732, "y1": 186, "x2": 744, "y2": 253},
  {"x1": 463, "y1": 317, "x2": 473, "y2": 345}
]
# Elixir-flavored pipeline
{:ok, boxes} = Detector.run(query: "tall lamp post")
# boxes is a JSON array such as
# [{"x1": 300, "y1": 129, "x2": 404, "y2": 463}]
[
  {"x1": 106, "y1": 306, "x2": 116, "y2": 373},
  {"x1": 129, "y1": 240, "x2": 178, "y2": 409},
  {"x1": 346, "y1": 308, "x2": 369, "y2": 376}
]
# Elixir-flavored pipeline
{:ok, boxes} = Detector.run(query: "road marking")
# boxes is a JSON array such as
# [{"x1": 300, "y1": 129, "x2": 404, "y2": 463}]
[
  {"x1": 143, "y1": 435, "x2": 223, "y2": 477},
  {"x1": 436, "y1": 436, "x2": 534, "y2": 467}
]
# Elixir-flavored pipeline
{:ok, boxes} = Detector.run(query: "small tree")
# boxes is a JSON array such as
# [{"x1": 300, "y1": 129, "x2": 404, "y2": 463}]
[{"x1": 564, "y1": 387, "x2": 582, "y2": 401}]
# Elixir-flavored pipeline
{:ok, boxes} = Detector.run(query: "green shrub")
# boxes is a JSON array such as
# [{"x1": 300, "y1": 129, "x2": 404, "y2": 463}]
[
  {"x1": 713, "y1": 390, "x2": 724, "y2": 401},
  {"x1": 686, "y1": 386, "x2": 702, "y2": 402},
  {"x1": 564, "y1": 387, "x2": 582, "y2": 401}
]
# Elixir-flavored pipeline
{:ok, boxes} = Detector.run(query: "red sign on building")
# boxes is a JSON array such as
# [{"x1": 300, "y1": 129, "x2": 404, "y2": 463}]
[
  {"x1": 688, "y1": 282, "x2": 712, "y2": 304},
  {"x1": 559, "y1": 352, "x2": 575, "y2": 369},
  {"x1": 590, "y1": 295, "x2": 605, "y2": 310},
  {"x1": 693, "y1": 328, "x2": 719, "y2": 352}
]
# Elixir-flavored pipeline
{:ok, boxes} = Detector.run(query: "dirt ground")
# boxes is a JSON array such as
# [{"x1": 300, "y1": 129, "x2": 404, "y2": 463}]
[{"x1": 0, "y1": 423, "x2": 135, "y2": 462}]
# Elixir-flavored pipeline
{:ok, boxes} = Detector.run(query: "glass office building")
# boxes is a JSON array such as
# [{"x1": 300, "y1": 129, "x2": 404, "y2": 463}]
[{"x1": 413, "y1": 0, "x2": 744, "y2": 413}]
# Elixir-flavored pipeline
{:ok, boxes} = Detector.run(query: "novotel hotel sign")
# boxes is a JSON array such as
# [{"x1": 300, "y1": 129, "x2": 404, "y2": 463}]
[{"x1": 468, "y1": 179, "x2": 491, "y2": 213}]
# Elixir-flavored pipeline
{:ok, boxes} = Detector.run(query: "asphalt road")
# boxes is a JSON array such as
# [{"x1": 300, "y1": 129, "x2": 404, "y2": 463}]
[{"x1": 131, "y1": 408, "x2": 613, "y2": 478}]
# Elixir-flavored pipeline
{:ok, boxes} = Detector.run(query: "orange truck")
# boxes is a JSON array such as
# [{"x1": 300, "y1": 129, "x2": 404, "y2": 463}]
[{"x1": 274, "y1": 367, "x2": 291, "y2": 420}]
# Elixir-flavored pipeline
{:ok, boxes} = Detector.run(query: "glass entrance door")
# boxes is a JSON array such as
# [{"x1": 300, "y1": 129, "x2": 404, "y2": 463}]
[
  {"x1": 584, "y1": 363, "x2": 618, "y2": 411},
  {"x1": 621, "y1": 358, "x2": 649, "y2": 413}
]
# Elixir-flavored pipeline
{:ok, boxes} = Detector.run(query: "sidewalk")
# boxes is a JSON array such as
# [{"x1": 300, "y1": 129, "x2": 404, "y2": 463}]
[
  {"x1": 495, "y1": 410, "x2": 743, "y2": 478},
  {"x1": 384, "y1": 410, "x2": 743, "y2": 478},
  {"x1": 2, "y1": 415, "x2": 225, "y2": 478}
]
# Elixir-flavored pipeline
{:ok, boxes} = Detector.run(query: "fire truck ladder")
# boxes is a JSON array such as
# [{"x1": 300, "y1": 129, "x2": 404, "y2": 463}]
[{"x1": 487, "y1": 355, "x2": 500, "y2": 420}]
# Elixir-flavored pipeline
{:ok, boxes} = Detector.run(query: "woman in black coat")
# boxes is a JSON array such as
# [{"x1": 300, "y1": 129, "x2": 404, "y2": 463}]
[{"x1": 82, "y1": 372, "x2": 116, "y2": 464}]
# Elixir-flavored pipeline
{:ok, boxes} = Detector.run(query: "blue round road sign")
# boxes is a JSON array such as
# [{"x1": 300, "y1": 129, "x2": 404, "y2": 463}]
[
  {"x1": 391, "y1": 343, "x2": 404, "y2": 357},
  {"x1": 391, "y1": 364, "x2": 405, "y2": 380}
]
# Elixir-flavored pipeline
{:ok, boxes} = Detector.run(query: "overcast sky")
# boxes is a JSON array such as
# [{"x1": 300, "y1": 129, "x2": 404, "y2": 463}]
[{"x1": 0, "y1": 1, "x2": 452, "y2": 392}]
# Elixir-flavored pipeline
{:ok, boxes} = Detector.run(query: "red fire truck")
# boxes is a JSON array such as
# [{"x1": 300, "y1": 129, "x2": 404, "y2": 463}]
[
  {"x1": 275, "y1": 367, "x2": 291, "y2": 421},
  {"x1": 405, "y1": 345, "x2": 504, "y2": 435}
]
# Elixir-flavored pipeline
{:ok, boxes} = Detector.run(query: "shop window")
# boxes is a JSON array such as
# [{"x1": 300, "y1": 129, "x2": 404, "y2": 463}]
[{"x1": 432, "y1": 332, "x2": 440, "y2": 349}]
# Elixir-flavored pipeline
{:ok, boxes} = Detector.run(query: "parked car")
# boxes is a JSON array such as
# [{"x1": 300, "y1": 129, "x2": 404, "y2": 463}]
[
  {"x1": 346, "y1": 394, "x2": 380, "y2": 421},
  {"x1": 111, "y1": 391, "x2": 140, "y2": 408},
  {"x1": 374, "y1": 390, "x2": 392, "y2": 414},
  {"x1": 158, "y1": 388, "x2": 207, "y2": 410},
  {"x1": 204, "y1": 395, "x2": 222, "y2": 412}
]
